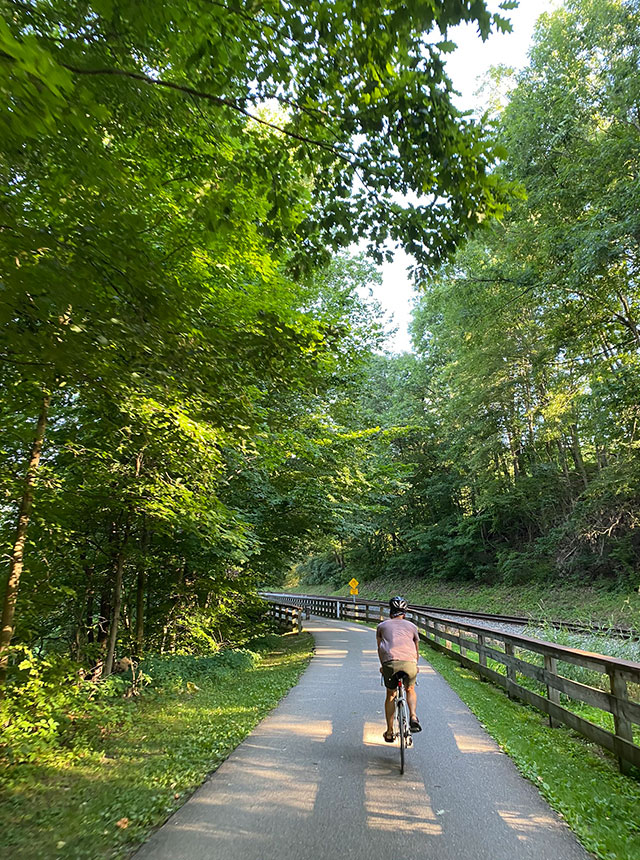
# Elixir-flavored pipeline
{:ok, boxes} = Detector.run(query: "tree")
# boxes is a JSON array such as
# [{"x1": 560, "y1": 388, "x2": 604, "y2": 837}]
[
  {"x1": 296, "y1": 0, "x2": 640, "y2": 589},
  {"x1": 1, "y1": 0, "x2": 523, "y2": 670},
  {"x1": 0, "y1": 0, "x2": 517, "y2": 271}
]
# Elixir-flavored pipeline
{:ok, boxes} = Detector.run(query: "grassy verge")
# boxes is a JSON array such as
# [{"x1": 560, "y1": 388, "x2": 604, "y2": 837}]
[
  {"x1": 0, "y1": 632, "x2": 313, "y2": 860},
  {"x1": 421, "y1": 643, "x2": 640, "y2": 860},
  {"x1": 284, "y1": 575, "x2": 640, "y2": 627}
]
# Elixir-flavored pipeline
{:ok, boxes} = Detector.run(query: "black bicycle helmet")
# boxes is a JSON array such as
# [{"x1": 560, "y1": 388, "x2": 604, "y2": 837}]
[{"x1": 389, "y1": 595, "x2": 408, "y2": 617}]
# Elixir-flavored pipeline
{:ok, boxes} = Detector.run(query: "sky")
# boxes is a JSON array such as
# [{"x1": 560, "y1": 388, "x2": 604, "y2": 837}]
[{"x1": 373, "y1": 0, "x2": 560, "y2": 353}]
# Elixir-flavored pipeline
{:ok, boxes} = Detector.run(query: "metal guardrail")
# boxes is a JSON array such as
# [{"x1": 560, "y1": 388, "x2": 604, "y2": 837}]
[{"x1": 262, "y1": 591, "x2": 640, "y2": 774}]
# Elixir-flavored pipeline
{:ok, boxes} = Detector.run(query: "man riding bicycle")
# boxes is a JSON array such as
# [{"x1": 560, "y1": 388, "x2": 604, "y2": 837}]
[{"x1": 376, "y1": 595, "x2": 422, "y2": 742}]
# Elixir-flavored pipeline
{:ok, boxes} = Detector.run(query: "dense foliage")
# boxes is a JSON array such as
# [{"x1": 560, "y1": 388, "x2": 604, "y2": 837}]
[
  {"x1": 0, "y1": 644, "x2": 262, "y2": 764},
  {"x1": 298, "y1": 0, "x2": 640, "y2": 591},
  {"x1": 5, "y1": 0, "x2": 639, "y2": 688},
  {"x1": 1, "y1": 0, "x2": 516, "y2": 678}
]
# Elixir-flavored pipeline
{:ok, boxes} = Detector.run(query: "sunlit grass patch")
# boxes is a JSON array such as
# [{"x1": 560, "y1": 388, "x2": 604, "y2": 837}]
[{"x1": 0, "y1": 632, "x2": 313, "y2": 859}]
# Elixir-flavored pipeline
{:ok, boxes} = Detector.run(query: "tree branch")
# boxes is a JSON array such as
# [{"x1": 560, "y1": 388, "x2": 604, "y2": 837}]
[{"x1": 61, "y1": 62, "x2": 356, "y2": 164}]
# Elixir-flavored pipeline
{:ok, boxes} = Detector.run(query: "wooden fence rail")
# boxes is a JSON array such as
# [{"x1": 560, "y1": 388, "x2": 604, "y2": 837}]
[
  {"x1": 262, "y1": 592, "x2": 640, "y2": 774},
  {"x1": 267, "y1": 601, "x2": 303, "y2": 635}
]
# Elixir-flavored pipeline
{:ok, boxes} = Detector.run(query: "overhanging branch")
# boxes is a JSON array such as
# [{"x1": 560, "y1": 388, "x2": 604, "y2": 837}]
[{"x1": 61, "y1": 62, "x2": 356, "y2": 163}]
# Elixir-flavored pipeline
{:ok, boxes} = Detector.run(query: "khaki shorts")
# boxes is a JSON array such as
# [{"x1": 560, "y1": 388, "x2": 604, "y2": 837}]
[{"x1": 381, "y1": 659, "x2": 417, "y2": 690}]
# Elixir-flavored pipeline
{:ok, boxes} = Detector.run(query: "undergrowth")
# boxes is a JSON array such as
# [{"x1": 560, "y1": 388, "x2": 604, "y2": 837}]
[
  {"x1": 0, "y1": 646, "x2": 263, "y2": 765},
  {"x1": 0, "y1": 632, "x2": 313, "y2": 859}
]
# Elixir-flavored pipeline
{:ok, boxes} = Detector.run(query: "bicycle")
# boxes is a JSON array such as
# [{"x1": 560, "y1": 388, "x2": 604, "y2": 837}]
[{"x1": 392, "y1": 670, "x2": 413, "y2": 774}]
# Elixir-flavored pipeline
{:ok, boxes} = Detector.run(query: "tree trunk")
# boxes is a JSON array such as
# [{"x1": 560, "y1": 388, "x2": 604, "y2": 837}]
[
  {"x1": 121, "y1": 602, "x2": 132, "y2": 636},
  {"x1": 135, "y1": 525, "x2": 150, "y2": 654},
  {"x1": 104, "y1": 543, "x2": 127, "y2": 677},
  {"x1": 160, "y1": 621, "x2": 169, "y2": 654},
  {"x1": 97, "y1": 587, "x2": 110, "y2": 649},
  {"x1": 85, "y1": 565, "x2": 95, "y2": 644},
  {"x1": 527, "y1": 413, "x2": 536, "y2": 461},
  {"x1": 556, "y1": 437, "x2": 571, "y2": 482},
  {"x1": 0, "y1": 392, "x2": 51, "y2": 685},
  {"x1": 506, "y1": 429, "x2": 520, "y2": 479},
  {"x1": 73, "y1": 622, "x2": 82, "y2": 661},
  {"x1": 73, "y1": 564, "x2": 95, "y2": 661},
  {"x1": 569, "y1": 424, "x2": 589, "y2": 489},
  {"x1": 167, "y1": 558, "x2": 185, "y2": 653},
  {"x1": 135, "y1": 567, "x2": 147, "y2": 654}
]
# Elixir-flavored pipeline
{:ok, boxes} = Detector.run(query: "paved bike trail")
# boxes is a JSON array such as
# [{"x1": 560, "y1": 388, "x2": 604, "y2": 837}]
[{"x1": 135, "y1": 618, "x2": 592, "y2": 860}]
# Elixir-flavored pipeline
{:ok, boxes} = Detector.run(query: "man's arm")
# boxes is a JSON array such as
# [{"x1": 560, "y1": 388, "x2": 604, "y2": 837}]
[{"x1": 376, "y1": 625, "x2": 384, "y2": 671}]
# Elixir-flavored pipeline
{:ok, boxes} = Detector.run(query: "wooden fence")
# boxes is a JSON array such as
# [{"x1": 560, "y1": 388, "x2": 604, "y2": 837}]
[
  {"x1": 267, "y1": 600, "x2": 303, "y2": 635},
  {"x1": 262, "y1": 592, "x2": 640, "y2": 774}
]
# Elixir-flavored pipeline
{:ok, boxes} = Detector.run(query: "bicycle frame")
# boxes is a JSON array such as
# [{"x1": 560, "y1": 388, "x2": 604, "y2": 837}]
[{"x1": 394, "y1": 675, "x2": 412, "y2": 774}]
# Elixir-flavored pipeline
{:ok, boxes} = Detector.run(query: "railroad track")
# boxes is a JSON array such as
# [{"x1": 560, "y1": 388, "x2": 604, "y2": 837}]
[
  {"x1": 415, "y1": 604, "x2": 634, "y2": 639},
  {"x1": 261, "y1": 591, "x2": 636, "y2": 640}
]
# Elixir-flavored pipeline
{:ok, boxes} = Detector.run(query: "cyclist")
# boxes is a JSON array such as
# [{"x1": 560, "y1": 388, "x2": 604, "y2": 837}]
[{"x1": 376, "y1": 595, "x2": 422, "y2": 742}]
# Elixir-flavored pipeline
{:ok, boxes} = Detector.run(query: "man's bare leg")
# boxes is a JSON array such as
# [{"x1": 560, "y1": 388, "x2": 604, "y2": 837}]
[
  {"x1": 385, "y1": 688, "x2": 396, "y2": 734},
  {"x1": 407, "y1": 685, "x2": 418, "y2": 721}
]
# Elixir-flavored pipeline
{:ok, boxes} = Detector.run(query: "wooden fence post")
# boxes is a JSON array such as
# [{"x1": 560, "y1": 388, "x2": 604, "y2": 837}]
[
  {"x1": 544, "y1": 655, "x2": 561, "y2": 727},
  {"x1": 478, "y1": 633, "x2": 488, "y2": 680},
  {"x1": 609, "y1": 668, "x2": 634, "y2": 775},
  {"x1": 504, "y1": 643, "x2": 517, "y2": 699}
]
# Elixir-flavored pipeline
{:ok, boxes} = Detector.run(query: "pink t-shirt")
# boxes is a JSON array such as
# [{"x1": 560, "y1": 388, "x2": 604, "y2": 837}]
[{"x1": 376, "y1": 617, "x2": 420, "y2": 663}]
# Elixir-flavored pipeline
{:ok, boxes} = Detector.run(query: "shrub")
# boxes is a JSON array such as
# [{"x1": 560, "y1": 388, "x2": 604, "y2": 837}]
[
  {"x1": 0, "y1": 647, "x2": 128, "y2": 763},
  {"x1": 140, "y1": 650, "x2": 261, "y2": 692},
  {"x1": 0, "y1": 646, "x2": 262, "y2": 763}
]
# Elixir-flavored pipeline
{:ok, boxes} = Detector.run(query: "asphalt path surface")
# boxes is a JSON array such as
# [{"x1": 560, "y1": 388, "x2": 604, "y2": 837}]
[{"x1": 135, "y1": 617, "x2": 592, "y2": 860}]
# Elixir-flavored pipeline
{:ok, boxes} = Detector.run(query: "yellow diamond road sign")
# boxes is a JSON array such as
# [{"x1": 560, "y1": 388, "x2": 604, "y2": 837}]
[{"x1": 348, "y1": 578, "x2": 359, "y2": 589}]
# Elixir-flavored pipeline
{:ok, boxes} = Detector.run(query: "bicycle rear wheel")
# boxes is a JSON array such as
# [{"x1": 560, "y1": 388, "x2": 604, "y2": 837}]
[{"x1": 397, "y1": 682, "x2": 407, "y2": 774}]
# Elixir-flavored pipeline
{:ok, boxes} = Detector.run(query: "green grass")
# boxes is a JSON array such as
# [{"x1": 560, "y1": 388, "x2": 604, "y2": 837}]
[
  {"x1": 421, "y1": 643, "x2": 640, "y2": 860},
  {"x1": 0, "y1": 632, "x2": 313, "y2": 860},
  {"x1": 284, "y1": 574, "x2": 640, "y2": 628}
]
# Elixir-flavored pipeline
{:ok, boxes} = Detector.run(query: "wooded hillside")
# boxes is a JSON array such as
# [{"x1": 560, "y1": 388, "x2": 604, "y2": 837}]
[{"x1": 297, "y1": 0, "x2": 640, "y2": 593}]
